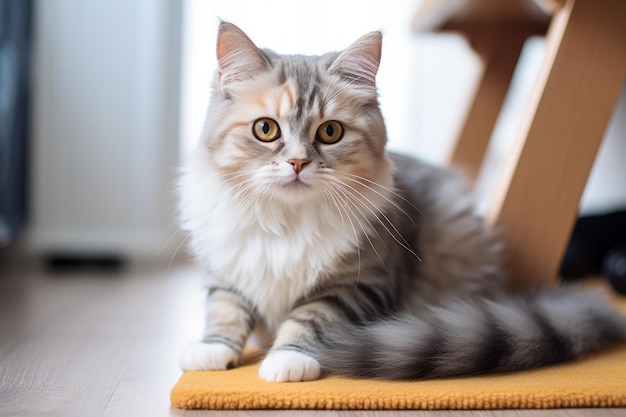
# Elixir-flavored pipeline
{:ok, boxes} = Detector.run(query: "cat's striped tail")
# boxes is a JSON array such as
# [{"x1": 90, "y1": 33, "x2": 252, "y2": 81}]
[{"x1": 313, "y1": 287, "x2": 626, "y2": 379}]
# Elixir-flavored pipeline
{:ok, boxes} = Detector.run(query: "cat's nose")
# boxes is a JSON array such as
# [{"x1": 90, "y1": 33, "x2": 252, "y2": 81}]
[{"x1": 287, "y1": 159, "x2": 311, "y2": 174}]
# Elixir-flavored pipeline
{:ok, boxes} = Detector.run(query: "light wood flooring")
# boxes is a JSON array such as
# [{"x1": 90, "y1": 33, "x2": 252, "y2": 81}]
[{"x1": 0, "y1": 262, "x2": 624, "y2": 417}]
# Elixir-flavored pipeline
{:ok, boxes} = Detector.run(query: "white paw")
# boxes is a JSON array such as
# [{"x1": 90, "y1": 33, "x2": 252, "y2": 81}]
[
  {"x1": 178, "y1": 342, "x2": 240, "y2": 371},
  {"x1": 259, "y1": 350, "x2": 321, "y2": 382}
]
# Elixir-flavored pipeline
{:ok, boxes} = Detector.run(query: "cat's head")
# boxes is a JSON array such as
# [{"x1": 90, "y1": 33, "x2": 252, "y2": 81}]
[{"x1": 199, "y1": 22, "x2": 393, "y2": 206}]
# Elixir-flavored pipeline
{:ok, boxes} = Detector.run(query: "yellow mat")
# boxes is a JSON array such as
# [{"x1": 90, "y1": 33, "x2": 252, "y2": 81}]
[{"x1": 171, "y1": 288, "x2": 626, "y2": 410}]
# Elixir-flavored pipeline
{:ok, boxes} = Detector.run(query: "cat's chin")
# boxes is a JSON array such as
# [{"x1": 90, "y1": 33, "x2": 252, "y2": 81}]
[
  {"x1": 283, "y1": 179, "x2": 310, "y2": 190},
  {"x1": 273, "y1": 179, "x2": 318, "y2": 202}
]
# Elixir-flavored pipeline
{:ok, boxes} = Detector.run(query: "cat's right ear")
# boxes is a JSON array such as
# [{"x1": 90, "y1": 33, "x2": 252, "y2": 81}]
[
  {"x1": 216, "y1": 22, "x2": 270, "y2": 87},
  {"x1": 329, "y1": 31, "x2": 382, "y2": 87}
]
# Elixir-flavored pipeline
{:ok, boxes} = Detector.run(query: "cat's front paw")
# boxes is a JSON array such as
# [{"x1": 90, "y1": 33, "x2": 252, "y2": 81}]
[
  {"x1": 259, "y1": 350, "x2": 321, "y2": 382},
  {"x1": 178, "y1": 342, "x2": 240, "y2": 371}
]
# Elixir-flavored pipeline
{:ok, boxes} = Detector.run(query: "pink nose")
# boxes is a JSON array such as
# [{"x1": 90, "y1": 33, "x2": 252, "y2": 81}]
[{"x1": 288, "y1": 159, "x2": 310, "y2": 174}]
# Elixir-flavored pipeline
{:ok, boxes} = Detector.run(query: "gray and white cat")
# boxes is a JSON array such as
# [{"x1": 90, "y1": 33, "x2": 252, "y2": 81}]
[{"x1": 178, "y1": 22, "x2": 626, "y2": 382}]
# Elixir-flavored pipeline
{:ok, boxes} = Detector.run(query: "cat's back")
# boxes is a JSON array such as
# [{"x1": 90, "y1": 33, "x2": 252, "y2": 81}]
[
  {"x1": 389, "y1": 152, "x2": 471, "y2": 216},
  {"x1": 388, "y1": 152, "x2": 505, "y2": 296}
]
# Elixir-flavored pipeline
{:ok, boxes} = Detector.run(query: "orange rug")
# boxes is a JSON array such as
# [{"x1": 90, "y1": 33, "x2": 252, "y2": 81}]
[{"x1": 171, "y1": 285, "x2": 626, "y2": 410}]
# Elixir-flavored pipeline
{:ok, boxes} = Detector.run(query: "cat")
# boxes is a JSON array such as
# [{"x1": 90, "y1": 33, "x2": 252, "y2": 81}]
[{"x1": 177, "y1": 22, "x2": 626, "y2": 382}]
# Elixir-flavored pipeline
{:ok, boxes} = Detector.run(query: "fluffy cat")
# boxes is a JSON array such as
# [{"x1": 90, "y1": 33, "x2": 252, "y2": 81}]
[{"x1": 178, "y1": 22, "x2": 626, "y2": 382}]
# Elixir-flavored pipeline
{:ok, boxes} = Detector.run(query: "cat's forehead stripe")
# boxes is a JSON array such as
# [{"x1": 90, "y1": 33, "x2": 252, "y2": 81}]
[
  {"x1": 276, "y1": 80, "x2": 297, "y2": 119},
  {"x1": 273, "y1": 58, "x2": 326, "y2": 125},
  {"x1": 290, "y1": 85, "x2": 325, "y2": 140}
]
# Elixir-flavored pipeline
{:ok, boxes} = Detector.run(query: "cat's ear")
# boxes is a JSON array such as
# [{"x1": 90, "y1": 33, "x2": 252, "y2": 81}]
[
  {"x1": 216, "y1": 22, "x2": 269, "y2": 87},
  {"x1": 329, "y1": 31, "x2": 382, "y2": 87}
]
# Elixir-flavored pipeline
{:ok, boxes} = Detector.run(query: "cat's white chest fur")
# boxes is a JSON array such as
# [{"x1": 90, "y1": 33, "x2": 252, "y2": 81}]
[{"x1": 180, "y1": 155, "x2": 356, "y2": 332}]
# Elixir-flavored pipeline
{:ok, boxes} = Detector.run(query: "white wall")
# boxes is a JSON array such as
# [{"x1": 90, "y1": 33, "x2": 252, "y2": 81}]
[{"x1": 23, "y1": 0, "x2": 181, "y2": 258}]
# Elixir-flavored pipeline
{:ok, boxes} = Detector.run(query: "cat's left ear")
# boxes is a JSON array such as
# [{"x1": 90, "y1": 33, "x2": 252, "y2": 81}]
[{"x1": 329, "y1": 31, "x2": 382, "y2": 87}]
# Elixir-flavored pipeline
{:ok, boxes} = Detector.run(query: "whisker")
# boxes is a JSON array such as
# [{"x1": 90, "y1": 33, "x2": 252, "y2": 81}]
[
  {"x1": 158, "y1": 225, "x2": 184, "y2": 257},
  {"x1": 325, "y1": 184, "x2": 363, "y2": 289},
  {"x1": 331, "y1": 178, "x2": 421, "y2": 262},
  {"x1": 329, "y1": 180, "x2": 388, "y2": 265},
  {"x1": 343, "y1": 173, "x2": 423, "y2": 222},
  {"x1": 323, "y1": 184, "x2": 358, "y2": 246},
  {"x1": 169, "y1": 233, "x2": 191, "y2": 272},
  {"x1": 162, "y1": 217, "x2": 181, "y2": 239},
  {"x1": 186, "y1": 171, "x2": 259, "y2": 214},
  {"x1": 234, "y1": 182, "x2": 265, "y2": 214}
]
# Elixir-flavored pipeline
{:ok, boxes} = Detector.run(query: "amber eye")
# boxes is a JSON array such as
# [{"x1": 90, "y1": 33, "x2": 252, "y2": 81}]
[
  {"x1": 316, "y1": 120, "x2": 344, "y2": 144},
  {"x1": 252, "y1": 118, "x2": 281, "y2": 142}
]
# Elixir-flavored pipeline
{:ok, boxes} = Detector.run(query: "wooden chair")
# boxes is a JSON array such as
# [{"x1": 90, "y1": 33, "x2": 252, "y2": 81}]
[{"x1": 412, "y1": 0, "x2": 626, "y2": 288}]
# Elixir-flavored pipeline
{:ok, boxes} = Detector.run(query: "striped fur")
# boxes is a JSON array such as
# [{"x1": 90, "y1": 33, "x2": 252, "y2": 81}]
[
  {"x1": 178, "y1": 22, "x2": 626, "y2": 381},
  {"x1": 315, "y1": 287, "x2": 626, "y2": 379}
]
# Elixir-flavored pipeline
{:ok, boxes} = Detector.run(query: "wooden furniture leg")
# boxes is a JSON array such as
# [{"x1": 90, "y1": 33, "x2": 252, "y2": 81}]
[
  {"x1": 448, "y1": 31, "x2": 527, "y2": 182},
  {"x1": 485, "y1": 0, "x2": 626, "y2": 288}
]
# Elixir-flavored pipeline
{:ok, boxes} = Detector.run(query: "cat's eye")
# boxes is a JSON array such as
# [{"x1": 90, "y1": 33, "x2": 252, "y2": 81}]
[
  {"x1": 316, "y1": 121, "x2": 344, "y2": 144},
  {"x1": 253, "y1": 118, "x2": 281, "y2": 142}
]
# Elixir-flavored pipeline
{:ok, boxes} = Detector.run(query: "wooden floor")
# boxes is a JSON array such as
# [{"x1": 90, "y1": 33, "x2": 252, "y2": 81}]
[{"x1": 0, "y1": 262, "x2": 624, "y2": 417}]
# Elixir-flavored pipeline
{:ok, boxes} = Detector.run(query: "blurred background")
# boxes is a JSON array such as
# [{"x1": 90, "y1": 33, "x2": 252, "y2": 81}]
[{"x1": 1, "y1": 0, "x2": 625, "y2": 268}]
